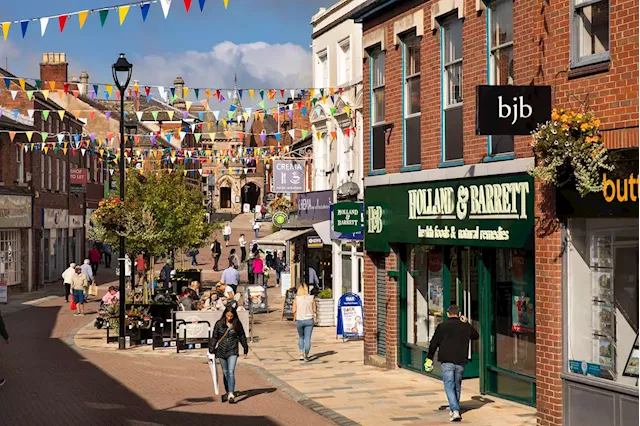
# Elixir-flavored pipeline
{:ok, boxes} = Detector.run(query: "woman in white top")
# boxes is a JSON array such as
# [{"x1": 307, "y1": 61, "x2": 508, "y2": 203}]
[
  {"x1": 292, "y1": 283, "x2": 317, "y2": 362},
  {"x1": 223, "y1": 222, "x2": 232, "y2": 247}
]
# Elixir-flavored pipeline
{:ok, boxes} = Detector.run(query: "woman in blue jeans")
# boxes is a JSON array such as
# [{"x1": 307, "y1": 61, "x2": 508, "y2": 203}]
[
  {"x1": 209, "y1": 306, "x2": 249, "y2": 403},
  {"x1": 292, "y1": 283, "x2": 317, "y2": 362}
]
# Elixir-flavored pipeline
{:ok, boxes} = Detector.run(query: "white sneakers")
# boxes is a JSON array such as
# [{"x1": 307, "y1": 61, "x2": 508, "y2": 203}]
[
  {"x1": 228, "y1": 392, "x2": 235, "y2": 403},
  {"x1": 450, "y1": 410, "x2": 461, "y2": 422}
]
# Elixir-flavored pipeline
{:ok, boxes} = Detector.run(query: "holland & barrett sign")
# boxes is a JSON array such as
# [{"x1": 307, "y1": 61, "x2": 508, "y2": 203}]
[
  {"x1": 334, "y1": 202, "x2": 364, "y2": 234},
  {"x1": 364, "y1": 174, "x2": 534, "y2": 252}
]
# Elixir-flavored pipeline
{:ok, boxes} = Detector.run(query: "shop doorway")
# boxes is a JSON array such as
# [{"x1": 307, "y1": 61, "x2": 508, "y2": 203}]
[
  {"x1": 398, "y1": 245, "x2": 536, "y2": 406},
  {"x1": 241, "y1": 182, "x2": 261, "y2": 210}
]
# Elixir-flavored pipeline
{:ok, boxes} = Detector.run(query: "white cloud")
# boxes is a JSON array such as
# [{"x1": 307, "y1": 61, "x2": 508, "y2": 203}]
[{"x1": 128, "y1": 41, "x2": 312, "y2": 90}]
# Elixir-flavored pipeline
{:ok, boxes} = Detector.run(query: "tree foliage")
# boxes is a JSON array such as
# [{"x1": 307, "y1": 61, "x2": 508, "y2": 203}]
[{"x1": 91, "y1": 167, "x2": 220, "y2": 257}]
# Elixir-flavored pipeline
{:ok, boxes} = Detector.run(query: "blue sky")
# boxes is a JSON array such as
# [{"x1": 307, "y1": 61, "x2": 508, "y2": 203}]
[{"x1": 0, "y1": 0, "x2": 335, "y2": 89}]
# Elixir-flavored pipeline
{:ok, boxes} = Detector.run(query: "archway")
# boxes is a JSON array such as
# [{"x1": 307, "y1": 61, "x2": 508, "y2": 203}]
[
  {"x1": 220, "y1": 187, "x2": 232, "y2": 209},
  {"x1": 241, "y1": 182, "x2": 261, "y2": 210}
]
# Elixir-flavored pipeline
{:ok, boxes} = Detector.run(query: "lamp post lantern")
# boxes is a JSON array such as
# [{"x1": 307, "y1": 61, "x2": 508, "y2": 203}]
[{"x1": 112, "y1": 53, "x2": 132, "y2": 350}]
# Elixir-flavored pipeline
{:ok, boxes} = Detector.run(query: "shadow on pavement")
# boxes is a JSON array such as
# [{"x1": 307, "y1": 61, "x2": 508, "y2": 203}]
[
  {"x1": 437, "y1": 395, "x2": 494, "y2": 415},
  {"x1": 233, "y1": 387, "x2": 277, "y2": 403},
  {"x1": 309, "y1": 351, "x2": 337, "y2": 361},
  {"x1": 0, "y1": 305, "x2": 292, "y2": 426}
]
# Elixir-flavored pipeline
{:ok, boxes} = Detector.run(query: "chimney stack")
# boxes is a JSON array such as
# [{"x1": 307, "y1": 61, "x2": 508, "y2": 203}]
[
  {"x1": 173, "y1": 76, "x2": 186, "y2": 111},
  {"x1": 40, "y1": 52, "x2": 68, "y2": 87},
  {"x1": 80, "y1": 71, "x2": 89, "y2": 95}
]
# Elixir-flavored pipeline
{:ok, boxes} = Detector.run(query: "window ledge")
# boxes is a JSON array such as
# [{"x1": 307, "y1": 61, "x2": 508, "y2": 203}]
[
  {"x1": 568, "y1": 60, "x2": 610, "y2": 79},
  {"x1": 483, "y1": 153, "x2": 515, "y2": 163},
  {"x1": 437, "y1": 160, "x2": 464, "y2": 168},
  {"x1": 400, "y1": 165, "x2": 422, "y2": 173},
  {"x1": 367, "y1": 169, "x2": 387, "y2": 176}
]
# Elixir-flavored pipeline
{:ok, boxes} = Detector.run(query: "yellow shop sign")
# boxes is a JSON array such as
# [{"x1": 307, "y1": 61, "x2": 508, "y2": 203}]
[{"x1": 603, "y1": 173, "x2": 639, "y2": 203}]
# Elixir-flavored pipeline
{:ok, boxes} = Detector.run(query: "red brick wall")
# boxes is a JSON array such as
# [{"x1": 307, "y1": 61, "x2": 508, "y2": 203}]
[{"x1": 361, "y1": 1, "x2": 638, "y2": 425}]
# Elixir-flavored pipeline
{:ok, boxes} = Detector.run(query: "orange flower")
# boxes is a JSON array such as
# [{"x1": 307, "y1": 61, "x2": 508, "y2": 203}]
[
  {"x1": 561, "y1": 124, "x2": 569, "y2": 131},
  {"x1": 551, "y1": 110, "x2": 560, "y2": 121},
  {"x1": 561, "y1": 114, "x2": 569, "y2": 123},
  {"x1": 580, "y1": 123, "x2": 590, "y2": 132},
  {"x1": 593, "y1": 119, "x2": 601, "y2": 127}
]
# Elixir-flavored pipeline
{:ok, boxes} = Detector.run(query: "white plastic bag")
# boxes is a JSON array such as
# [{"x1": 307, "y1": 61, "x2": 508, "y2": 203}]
[{"x1": 206, "y1": 352, "x2": 220, "y2": 395}]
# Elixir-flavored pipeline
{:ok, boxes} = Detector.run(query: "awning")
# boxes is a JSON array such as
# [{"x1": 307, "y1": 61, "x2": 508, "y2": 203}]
[
  {"x1": 256, "y1": 228, "x2": 313, "y2": 246},
  {"x1": 313, "y1": 220, "x2": 332, "y2": 245}
]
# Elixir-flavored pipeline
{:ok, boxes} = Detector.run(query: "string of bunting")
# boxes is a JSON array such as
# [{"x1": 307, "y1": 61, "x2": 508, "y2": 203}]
[{"x1": 0, "y1": 0, "x2": 230, "y2": 41}]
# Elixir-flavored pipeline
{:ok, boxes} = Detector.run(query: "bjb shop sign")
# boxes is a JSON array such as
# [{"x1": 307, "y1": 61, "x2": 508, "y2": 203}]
[{"x1": 476, "y1": 85, "x2": 551, "y2": 135}]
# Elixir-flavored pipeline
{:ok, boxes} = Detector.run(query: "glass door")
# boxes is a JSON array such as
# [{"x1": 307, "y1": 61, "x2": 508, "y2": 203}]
[{"x1": 449, "y1": 247, "x2": 481, "y2": 378}]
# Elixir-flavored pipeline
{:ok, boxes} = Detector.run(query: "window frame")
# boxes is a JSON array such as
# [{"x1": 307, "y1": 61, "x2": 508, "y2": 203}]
[
  {"x1": 316, "y1": 49, "x2": 328, "y2": 89},
  {"x1": 16, "y1": 145, "x2": 24, "y2": 183},
  {"x1": 440, "y1": 15, "x2": 464, "y2": 165},
  {"x1": 337, "y1": 37, "x2": 352, "y2": 86},
  {"x1": 369, "y1": 47, "x2": 386, "y2": 173},
  {"x1": 570, "y1": 0, "x2": 610, "y2": 69},
  {"x1": 47, "y1": 156, "x2": 52, "y2": 190},
  {"x1": 402, "y1": 33, "x2": 422, "y2": 169},
  {"x1": 62, "y1": 160, "x2": 66, "y2": 193},
  {"x1": 41, "y1": 153, "x2": 45, "y2": 188},
  {"x1": 485, "y1": 0, "x2": 515, "y2": 160},
  {"x1": 56, "y1": 158, "x2": 60, "y2": 191}
]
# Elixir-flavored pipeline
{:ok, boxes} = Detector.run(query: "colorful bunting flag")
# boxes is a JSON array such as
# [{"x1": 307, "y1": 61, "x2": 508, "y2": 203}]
[
  {"x1": 20, "y1": 21, "x2": 28, "y2": 38},
  {"x1": 58, "y1": 15, "x2": 68, "y2": 32},
  {"x1": 99, "y1": 10, "x2": 109, "y2": 27},
  {"x1": 78, "y1": 10, "x2": 89, "y2": 28},
  {"x1": 119, "y1": 6, "x2": 130, "y2": 25},
  {"x1": 160, "y1": 0, "x2": 171, "y2": 18},
  {"x1": 1, "y1": 22, "x2": 10, "y2": 41},
  {"x1": 140, "y1": 2, "x2": 151, "y2": 21}
]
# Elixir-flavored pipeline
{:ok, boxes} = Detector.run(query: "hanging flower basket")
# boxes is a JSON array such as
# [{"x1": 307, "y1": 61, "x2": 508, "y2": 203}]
[{"x1": 529, "y1": 108, "x2": 614, "y2": 197}]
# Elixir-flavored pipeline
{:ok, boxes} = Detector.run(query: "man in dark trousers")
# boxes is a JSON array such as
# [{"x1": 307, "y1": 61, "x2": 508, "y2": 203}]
[
  {"x1": 211, "y1": 238, "x2": 222, "y2": 271},
  {"x1": 425, "y1": 304, "x2": 479, "y2": 422},
  {"x1": 0, "y1": 308, "x2": 8, "y2": 387}
]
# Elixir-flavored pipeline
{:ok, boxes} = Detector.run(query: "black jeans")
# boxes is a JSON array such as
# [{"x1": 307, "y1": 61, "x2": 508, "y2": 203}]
[
  {"x1": 240, "y1": 247, "x2": 246, "y2": 263},
  {"x1": 91, "y1": 262, "x2": 99, "y2": 275},
  {"x1": 214, "y1": 254, "x2": 221, "y2": 271},
  {"x1": 64, "y1": 283, "x2": 71, "y2": 302},
  {"x1": 104, "y1": 252, "x2": 111, "y2": 268}
]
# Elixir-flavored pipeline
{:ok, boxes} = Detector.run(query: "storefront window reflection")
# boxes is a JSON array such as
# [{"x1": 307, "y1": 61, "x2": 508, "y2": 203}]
[
  {"x1": 409, "y1": 246, "x2": 444, "y2": 348},
  {"x1": 567, "y1": 218, "x2": 639, "y2": 386}
]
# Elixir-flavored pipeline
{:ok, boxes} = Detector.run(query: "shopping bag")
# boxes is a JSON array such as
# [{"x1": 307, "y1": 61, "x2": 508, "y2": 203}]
[
  {"x1": 206, "y1": 352, "x2": 220, "y2": 395},
  {"x1": 70, "y1": 297, "x2": 77, "y2": 311},
  {"x1": 89, "y1": 285, "x2": 99, "y2": 297}
]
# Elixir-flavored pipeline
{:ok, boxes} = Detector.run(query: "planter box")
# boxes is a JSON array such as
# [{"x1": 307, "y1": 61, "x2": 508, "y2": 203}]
[{"x1": 315, "y1": 298, "x2": 334, "y2": 327}]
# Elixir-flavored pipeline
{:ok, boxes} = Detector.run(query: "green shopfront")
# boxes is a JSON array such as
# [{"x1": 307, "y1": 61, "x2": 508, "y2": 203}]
[{"x1": 365, "y1": 173, "x2": 537, "y2": 405}]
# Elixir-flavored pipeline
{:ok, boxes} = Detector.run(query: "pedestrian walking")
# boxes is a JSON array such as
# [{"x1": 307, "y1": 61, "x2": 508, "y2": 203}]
[
  {"x1": 252, "y1": 220, "x2": 260, "y2": 238},
  {"x1": 124, "y1": 254, "x2": 132, "y2": 286},
  {"x1": 228, "y1": 249, "x2": 239, "y2": 269},
  {"x1": 308, "y1": 266, "x2": 320, "y2": 295},
  {"x1": 160, "y1": 260, "x2": 172, "y2": 290},
  {"x1": 223, "y1": 222, "x2": 232, "y2": 247},
  {"x1": 293, "y1": 283, "x2": 317, "y2": 362},
  {"x1": 61, "y1": 263, "x2": 76, "y2": 302},
  {"x1": 89, "y1": 246, "x2": 101, "y2": 275},
  {"x1": 209, "y1": 306, "x2": 249, "y2": 403},
  {"x1": 211, "y1": 238, "x2": 222, "y2": 271},
  {"x1": 274, "y1": 252, "x2": 284, "y2": 287},
  {"x1": 70, "y1": 266, "x2": 89, "y2": 316},
  {"x1": 135, "y1": 253, "x2": 147, "y2": 287},
  {"x1": 0, "y1": 308, "x2": 9, "y2": 388},
  {"x1": 252, "y1": 254, "x2": 264, "y2": 287},
  {"x1": 425, "y1": 304, "x2": 479, "y2": 422},
  {"x1": 81, "y1": 259, "x2": 94, "y2": 295},
  {"x1": 190, "y1": 248, "x2": 200, "y2": 266},
  {"x1": 221, "y1": 263, "x2": 240, "y2": 294},
  {"x1": 103, "y1": 243, "x2": 112, "y2": 268},
  {"x1": 239, "y1": 234, "x2": 247, "y2": 263}
]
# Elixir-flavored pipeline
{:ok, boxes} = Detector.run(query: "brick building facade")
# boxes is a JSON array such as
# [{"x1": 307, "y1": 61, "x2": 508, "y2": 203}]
[{"x1": 352, "y1": 1, "x2": 638, "y2": 425}]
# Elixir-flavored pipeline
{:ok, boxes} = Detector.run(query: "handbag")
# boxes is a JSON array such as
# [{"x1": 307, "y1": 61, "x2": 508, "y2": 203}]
[
  {"x1": 210, "y1": 326, "x2": 231, "y2": 357},
  {"x1": 70, "y1": 297, "x2": 77, "y2": 311},
  {"x1": 89, "y1": 284, "x2": 99, "y2": 296}
]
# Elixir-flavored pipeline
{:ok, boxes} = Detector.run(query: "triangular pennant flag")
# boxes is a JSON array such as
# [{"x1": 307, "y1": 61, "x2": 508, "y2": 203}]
[
  {"x1": 26, "y1": 91, "x2": 33, "y2": 100},
  {"x1": 10, "y1": 90, "x2": 17, "y2": 100},
  {"x1": 105, "y1": 85, "x2": 113, "y2": 97},
  {"x1": 42, "y1": 110, "x2": 50, "y2": 121},
  {"x1": 259, "y1": 101, "x2": 266, "y2": 110},
  {"x1": 199, "y1": 0, "x2": 207, "y2": 11},
  {"x1": 1, "y1": 22, "x2": 10, "y2": 41},
  {"x1": 140, "y1": 3, "x2": 151, "y2": 22},
  {"x1": 213, "y1": 111, "x2": 219, "y2": 120},
  {"x1": 184, "y1": 0, "x2": 192, "y2": 12},
  {"x1": 224, "y1": 0, "x2": 229, "y2": 8},
  {"x1": 8, "y1": 132, "x2": 16, "y2": 142},
  {"x1": 280, "y1": 89, "x2": 285, "y2": 98},
  {"x1": 194, "y1": 88, "x2": 200, "y2": 99},
  {"x1": 134, "y1": 135, "x2": 141, "y2": 144},
  {"x1": 259, "y1": 90, "x2": 265, "y2": 100},
  {"x1": 227, "y1": 111, "x2": 234, "y2": 120},
  {"x1": 119, "y1": 6, "x2": 130, "y2": 25},
  {"x1": 301, "y1": 130, "x2": 308, "y2": 139},
  {"x1": 3, "y1": 78, "x2": 10, "y2": 89},
  {"x1": 99, "y1": 10, "x2": 109, "y2": 27},
  {"x1": 330, "y1": 131, "x2": 337, "y2": 140},
  {"x1": 344, "y1": 106, "x2": 351, "y2": 116},
  {"x1": 89, "y1": 111, "x2": 95, "y2": 120},
  {"x1": 58, "y1": 15, "x2": 68, "y2": 32},
  {"x1": 40, "y1": 17, "x2": 49, "y2": 36},
  {"x1": 20, "y1": 21, "x2": 28, "y2": 38},
  {"x1": 160, "y1": 0, "x2": 171, "y2": 18},
  {"x1": 105, "y1": 111, "x2": 111, "y2": 120},
  {"x1": 195, "y1": 133, "x2": 202, "y2": 142},
  {"x1": 288, "y1": 110, "x2": 293, "y2": 120},
  {"x1": 167, "y1": 110, "x2": 175, "y2": 120},
  {"x1": 330, "y1": 107, "x2": 336, "y2": 116},
  {"x1": 151, "y1": 111, "x2": 159, "y2": 121},
  {"x1": 185, "y1": 101, "x2": 192, "y2": 110},
  {"x1": 41, "y1": 89, "x2": 49, "y2": 100},
  {"x1": 81, "y1": 148, "x2": 87, "y2": 156},
  {"x1": 58, "y1": 110, "x2": 65, "y2": 120},
  {"x1": 249, "y1": 89, "x2": 255, "y2": 99},
  {"x1": 179, "y1": 131, "x2": 186, "y2": 141},
  {"x1": 260, "y1": 133, "x2": 266, "y2": 144},
  {"x1": 288, "y1": 129, "x2": 295, "y2": 139},
  {"x1": 40, "y1": 132, "x2": 48, "y2": 141},
  {"x1": 57, "y1": 134, "x2": 65, "y2": 143},
  {"x1": 78, "y1": 10, "x2": 89, "y2": 28},
  {"x1": 27, "y1": 109, "x2": 35, "y2": 118},
  {"x1": 89, "y1": 133, "x2": 95, "y2": 142},
  {"x1": 136, "y1": 111, "x2": 143, "y2": 121},
  {"x1": 44, "y1": 146, "x2": 49, "y2": 154}
]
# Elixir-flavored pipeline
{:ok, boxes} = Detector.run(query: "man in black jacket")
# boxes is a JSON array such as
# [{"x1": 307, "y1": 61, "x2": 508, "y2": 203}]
[
  {"x1": 0, "y1": 309, "x2": 8, "y2": 387},
  {"x1": 426, "y1": 304, "x2": 479, "y2": 422},
  {"x1": 211, "y1": 238, "x2": 222, "y2": 272}
]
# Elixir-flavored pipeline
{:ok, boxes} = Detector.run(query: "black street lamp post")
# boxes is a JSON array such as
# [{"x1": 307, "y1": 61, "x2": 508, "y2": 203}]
[{"x1": 112, "y1": 53, "x2": 133, "y2": 350}]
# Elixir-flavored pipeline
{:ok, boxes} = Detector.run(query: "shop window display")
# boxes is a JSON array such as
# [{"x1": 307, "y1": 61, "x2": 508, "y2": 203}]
[
  {"x1": 567, "y1": 218, "x2": 639, "y2": 386},
  {"x1": 408, "y1": 246, "x2": 444, "y2": 348}
]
